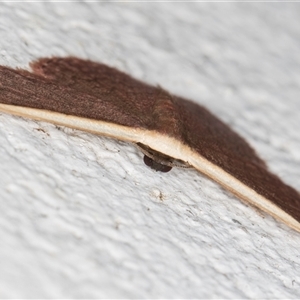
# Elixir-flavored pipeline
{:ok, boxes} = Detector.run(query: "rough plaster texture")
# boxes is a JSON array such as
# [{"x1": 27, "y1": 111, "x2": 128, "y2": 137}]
[{"x1": 0, "y1": 2, "x2": 300, "y2": 299}]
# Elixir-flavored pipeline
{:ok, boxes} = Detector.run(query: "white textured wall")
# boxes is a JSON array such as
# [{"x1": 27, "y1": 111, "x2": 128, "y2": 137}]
[{"x1": 0, "y1": 3, "x2": 300, "y2": 298}]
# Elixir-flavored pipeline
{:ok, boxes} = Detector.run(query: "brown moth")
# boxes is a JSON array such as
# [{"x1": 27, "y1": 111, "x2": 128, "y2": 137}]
[{"x1": 0, "y1": 57, "x2": 299, "y2": 232}]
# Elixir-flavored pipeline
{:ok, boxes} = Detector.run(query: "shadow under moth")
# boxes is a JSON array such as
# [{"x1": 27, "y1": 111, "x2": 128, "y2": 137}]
[{"x1": 0, "y1": 57, "x2": 299, "y2": 232}]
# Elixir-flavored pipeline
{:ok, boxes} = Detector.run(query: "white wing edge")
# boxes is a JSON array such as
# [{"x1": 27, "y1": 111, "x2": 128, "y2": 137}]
[{"x1": 0, "y1": 103, "x2": 299, "y2": 232}]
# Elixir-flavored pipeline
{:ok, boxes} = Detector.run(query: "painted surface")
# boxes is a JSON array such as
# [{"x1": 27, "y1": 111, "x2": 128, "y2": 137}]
[{"x1": 0, "y1": 3, "x2": 299, "y2": 298}]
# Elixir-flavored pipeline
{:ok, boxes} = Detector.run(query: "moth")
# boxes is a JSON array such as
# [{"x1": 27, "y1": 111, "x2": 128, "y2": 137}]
[{"x1": 0, "y1": 57, "x2": 299, "y2": 232}]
